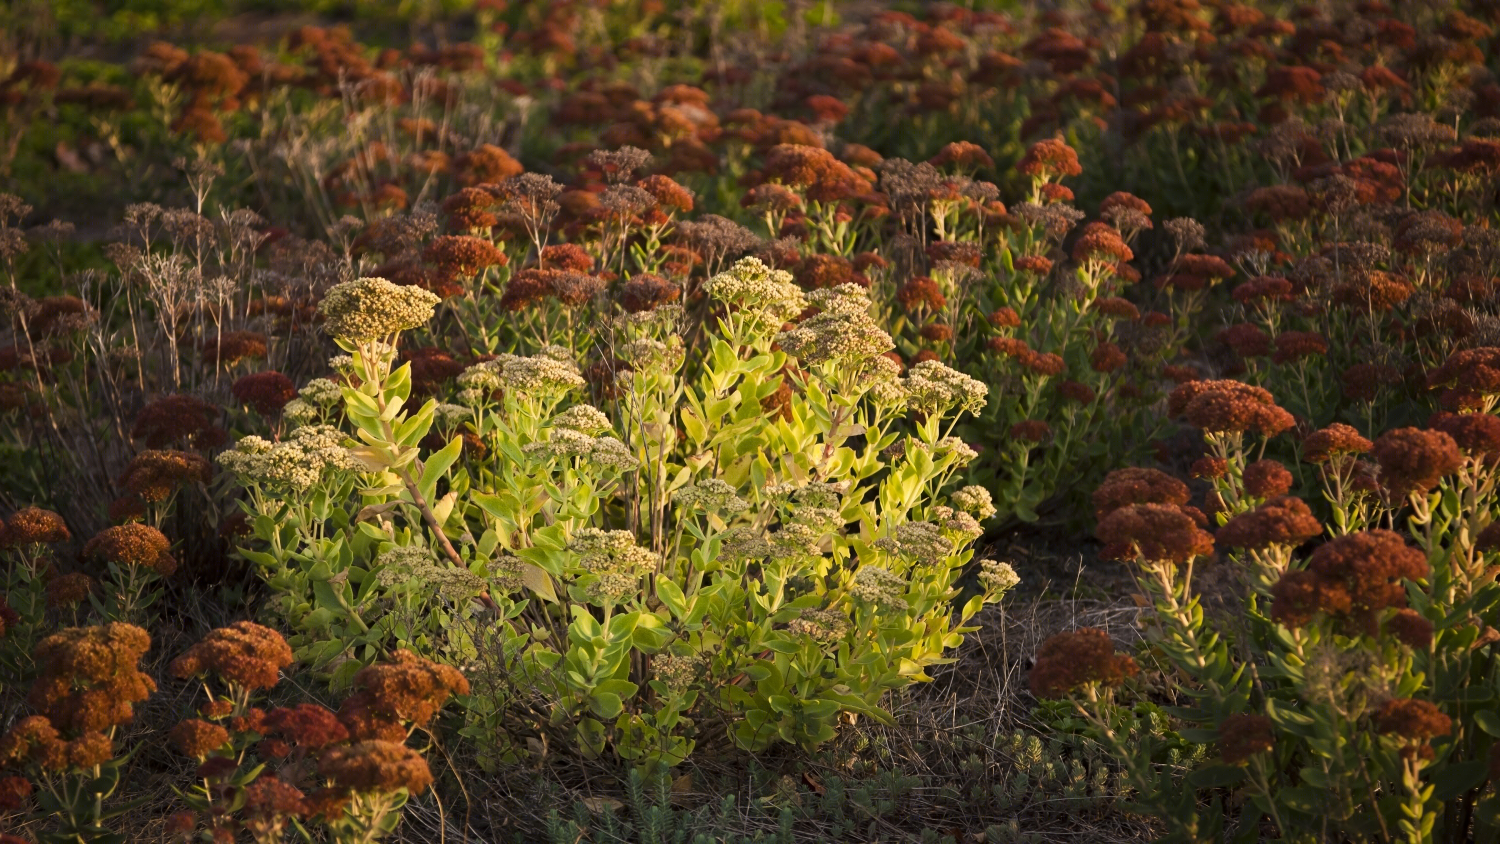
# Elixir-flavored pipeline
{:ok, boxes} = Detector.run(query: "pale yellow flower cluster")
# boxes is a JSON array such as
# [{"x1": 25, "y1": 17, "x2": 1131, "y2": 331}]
[
  {"x1": 319, "y1": 277, "x2": 440, "y2": 342},
  {"x1": 903, "y1": 360, "x2": 989, "y2": 416},
  {"x1": 217, "y1": 425, "x2": 358, "y2": 492},
  {"x1": 702, "y1": 257, "x2": 806, "y2": 324}
]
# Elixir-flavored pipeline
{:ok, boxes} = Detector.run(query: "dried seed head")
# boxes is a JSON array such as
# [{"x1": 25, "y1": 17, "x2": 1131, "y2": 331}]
[{"x1": 1028, "y1": 628, "x2": 1138, "y2": 699}]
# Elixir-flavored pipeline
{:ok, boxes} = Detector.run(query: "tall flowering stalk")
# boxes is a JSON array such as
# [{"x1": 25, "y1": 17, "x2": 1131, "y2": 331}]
[{"x1": 0, "y1": 508, "x2": 71, "y2": 679}]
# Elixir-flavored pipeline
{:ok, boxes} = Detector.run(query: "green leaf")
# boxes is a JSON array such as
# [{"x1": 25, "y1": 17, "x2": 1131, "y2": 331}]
[
  {"x1": 657, "y1": 578, "x2": 688, "y2": 620},
  {"x1": 590, "y1": 692, "x2": 624, "y2": 719},
  {"x1": 522, "y1": 563, "x2": 558, "y2": 603},
  {"x1": 1278, "y1": 785, "x2": 1326, "y2": 814},
  {"x1": 594, "y1": 678, "x2": 639, "y2": 699},
  {"x1": 1474, "y1": 709, "x2": 1500, "y2": 737},
  {"x1": 418, "y1": 434, "x2": 464, "y2": 503}
]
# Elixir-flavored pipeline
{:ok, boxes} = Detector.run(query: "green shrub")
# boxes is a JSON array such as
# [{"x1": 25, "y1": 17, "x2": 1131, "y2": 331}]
[{"x1": 225, "y1": 258, "x2": 1017, "y2": 770}]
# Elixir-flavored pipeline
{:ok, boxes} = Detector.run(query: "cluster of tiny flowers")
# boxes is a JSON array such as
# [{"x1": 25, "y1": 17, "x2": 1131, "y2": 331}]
[
  {"x1": 950, "y1": 485, "x2": 997, "y2": 520},
  {"x1": 874, "y1": 521, "x2": 953, "y2": 563},
  {"x1": 978, "y1": 560, "x2": 1021, "y2": 593},
  {"x1": 281, "y1": 399, "x2": 318, "y2": 426},
  {"x1": 319, "y1": 277, "x2": 440, "y2": 342},
  {"x1": 373, "y1": 545, "x2": 484, "y2": 600},
  {"x1": 1373, "y1": 698, "x2": 1451, "y2": 753},
  {"x1": 851, "y1": 566, "x2": 909, "y2": 610},
  {"x1": 1096, "y1": 503, "x2": 1214, "y2": 565},
  {"x1": 867, "y1": 358, "x2": 911, "y2": 406},
  {"x1": 1168, "y1": 380, "x2": 1295, "y2": 437},
  {"x1": 902, "y1": 360, "x2": 989, "y2": 417},
  {"x1": 652, "y1": 654, "x2": 700, "y2": 694},
  {"x1": 1270, "y1": 529, "x2": 1427, "y2": 633},
  {"x1": 1372, "y1": 427, "x2": 1462, "y2": 496},
  {"x1": 1092, "y1": 467, "x2": 1191, "y2": 518},
  {"x1": 433, "y1": 403, "x2": 471, "y2": 428},
  {"x1": 1216, "y1": 497, "x2": 1323, "y2": 551},
  {"x1": 569, "y1": 528, "x2": 656, "y2": 574},
  {"x1": 718, "y1": 526, "x2": 775, "y2": 561},
  {"x1": 1242, "y1": 460, "x2": 1294, "y2": 499},
  {"x1": 456, "y1": 359, "x2": 503, "y2": 398},
  {"x1": 523, "y1": 427, "x2": 596, "y2": 460},
  {"x1": 339, "y1": 649, "x2": 470, "y2": 741},
  {"x1": 765, "y1": 480, "x2": 847, "y2": 509},
  {"x1": 552, "y1": 404, "x2": 612, "y2": 435},
  {"x1": 1028, "y1": 628, "x2": 1138, "y2": 699},
  {"x1": 523, "y1": 429, "x2": 637, "y2": 470},
  {"x1": 170, "y1": 621, "x2": 294, "y2": 691},
  {"x1": 587, "y1": 436, "x2": 639, "y2": 471},
  {"x1": 300, "y1": 378, "x2": 343, "y2": 406},
  {"x1": 929, "y1": 506, "x2": 983, "y2": 542},
  {"x1": 81, "y1": 523, "x2": 178, "y2": 575},
  {"x1": 0, "y1": 624, "x2": 155, "y2": 773},
  {"x1": 0, "y1": 506, "x2": 70, "y2": 547},
  {"x1": 218, "y1": 425, "x2": 358, "y2": 492},
  {"x1": 318, "y1": 740, "x2": 433, "y2": 795},
  {"x1": 787, "y1": 506, "x2": 844, "y2": 533},
  {"x1": 775, "y1": 285, "x2": 894, "y2": 368},
  {"x1": 787, "y1": 608, "x2": 851, "y2": 643},
  {"x1": 170, "y1": 718, "x2": 230, "y2": 759},
  {"x1": 924, "y1": 440, "x2": 984, "y2": 464},
  {"x1": 619, "y1": 336, "x2": 686, "y2": 373},
  {"x1": 499, "y1": 354, "x2": 587, "y2": 395},
  {"x1": 118, "y1": 450, "x2": 210, "y2": 502},
  {"x1": 488, "y1": 554, "x2": 525, "y2": 594},
  {"x1": 585, "y1": 571, "x2": 641, "y2": 605},
  {"x1": 702, "y1": 257, "x2": 807, "y2": 325},
  {"x1": 674, "y1": 479, "x2": 749, "y2": 513},
  {"x1": 770, "y1": 522, "x2": 825, "y2": 557}
]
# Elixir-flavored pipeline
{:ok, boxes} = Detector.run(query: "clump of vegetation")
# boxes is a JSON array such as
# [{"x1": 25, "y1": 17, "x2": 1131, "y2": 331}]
[{"x1": 5, "y1": 0, "x2": 1500, "y2": 840}]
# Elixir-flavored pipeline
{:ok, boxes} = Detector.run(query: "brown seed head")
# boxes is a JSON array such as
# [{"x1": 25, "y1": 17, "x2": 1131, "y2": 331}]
[
  {"x1": 231, "y1": 371, "x2": 297, "y2": 416},
  {"x1": 1096, "y1": 503, "x2": 1215, "y2": 564},
  {"x1": 45, "y1": 573, "x2": 93, "y2": 609},
  {"x1": 318, "y1": 740, "x2": 433, "y2": 795},
  {"x1": 28, "y1": 624, "x2": 155, "y2": 733},
  {"x1": 1215, "y1": 496, "x2": 1322, "y2": 551},
  {"x1": 1168, "y1": 379, "x2": 1295, "y2": 436},
  {"x1": 338, "y1": 650, "x2": 469, "y2": 740},
  {"x1": 1385, "y1": 609, "x2": 1434, "y2": 649},
  {"x1": 1093, "y1": 467, "x2": 1190, "y2": 518},
  {"x1": 1427, "y1": 412, "x2": 1500, "y2": 457},
  {"x1": 119, "y1": 450, "x2": 211, "y2": 503},
  {"x1": 1242, "y1": 459, "x2": 1293, "y2": 498},
  {"x1": 1016, "y1": 138, "x2": 1083, "y2": 180},
  {"x1": 1, "y1": 507, "x2": 69, "y2": 546},
  {"x1": 1028, "y1": 628, "x2": 1138, "y2": 698},
  {"x1": 1372, "y1": 427, "x2": 1462, "y2": 495},
  {"x1": 170, "y1": 621, "x2": 294, "y2": 691},
  {"x1": 1373, "y1": 698, "x2": 1451, "y2": 742},
  {"x1": 1218, "y1": 714, "x2": 1275, "y2": 765},
  {"x1": 81, "y1": 524, "x2": 176, "y2": 576},
  {"x1": 1302, "y1": 423, "x2": 1373, "y2": 463},
  {"x1": 264, "y1": 703, "x2": 349, "y2": 749},
  {"x1": 171, "y1": 718, "x2": 230, "y2": 759}
]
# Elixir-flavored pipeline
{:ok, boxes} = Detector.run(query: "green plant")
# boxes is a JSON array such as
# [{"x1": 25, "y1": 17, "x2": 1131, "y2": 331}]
[
  {"x1": 1035, "y1": 378, "x2": 1500, "y2": 843},
  {"x1": 224, "y1": 258, "x2": 1016, "y2": 772}
]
